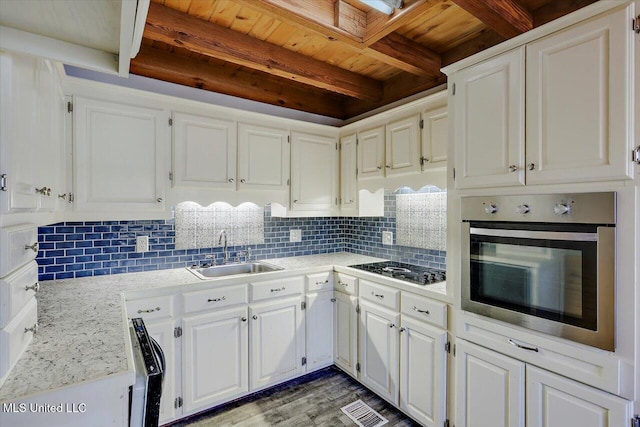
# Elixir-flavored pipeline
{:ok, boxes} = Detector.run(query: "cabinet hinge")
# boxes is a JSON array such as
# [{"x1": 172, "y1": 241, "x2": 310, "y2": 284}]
[
  {"x1": 67, "y1": 101, "x2": 73, "y2": 113},
  {"x1": 174, "y1": 397, "x2": 183, "y2": 409},
  {"x1": 356, "y1": 304, "x2": 360, "y2": 314},
  {"x1": 0, "y1": 174, "x2": 7, "y2": 191},
  {"x1": 335, "y1": 197, "x2": 338, "y2": 206},
  {"x1": 452, "y1": 83, "x2": 456, "y2": 96},
  {"x1": 67, "y1": 193, "x2": 74, "y2": 203},
  {"x1": 452, "y1": 167, "x2": 456, "y2": 181},
  {"x1": 302, "y1": 357, "x2": 307, "y2": 366},
  {"x1": 632, "y1": 146, "x2": 640, "y2": 164},
  {"x1": 336, "y1": 142, "x2": 338, "y2": 150},
  {"x1": 168, "y1": 117, "x2": 173, "y2": 126},
  {"x1": 445, "y1": 341, "x2": 451, "y2": 354},
  {"x1": 174, "y1": 326, "x2": 182, "y2": 338},
  {"x1": 301, "y1": 301, "x2": 307, "y2": 310},
  {"x1": 444, "y1": 419, "x2": 450, "y2": 427},
  {"x1": 356, "y1": 138, "x2": 359, "y2": 145},
  {"x1": 633, "y1": 15, "x2": 640, "y2": 33},
  {"x1": 356, "y1": 362, "x2": 360, "y2": 373},
  {"x1": 287, "y1": 178, "x2": 290, "y2": 186},
  {"x1": 169, "y1": 171, "x2": 173, "y2": 181},
  {"x1": 419, "y1": 119, "x2": 424, "y2": 129},
  {"x1": 631, "y1": 415, "x2": 640, "y2": 427},
  {"x1": 453, "y1": 344, "x2": 456, "y2": 357},
  {"x1": 287, "y1": 135, "x2": 290, "y2": 143}
]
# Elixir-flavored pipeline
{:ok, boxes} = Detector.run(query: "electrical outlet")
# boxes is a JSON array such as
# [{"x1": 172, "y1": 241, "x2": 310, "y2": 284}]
[
  {"x1": 290, "y1": 229, "x2": 302, "y2": 243},
  {"x1": 136, "y1": 236, "x2": 149, "y2": 252},
  {"x1": 382, "y1": 231, "x2": 393, "y2": 245}
]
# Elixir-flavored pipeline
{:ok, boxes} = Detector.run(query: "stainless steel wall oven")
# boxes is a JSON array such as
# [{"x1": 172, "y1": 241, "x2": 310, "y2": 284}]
[{"x1": 461, "y1": 192, "x2": 616, "y2": 351}]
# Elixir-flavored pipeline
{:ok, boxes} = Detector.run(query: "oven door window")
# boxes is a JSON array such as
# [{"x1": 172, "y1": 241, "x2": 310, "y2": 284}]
[{"x1": 469, "y1": 224, "x2": 598, "y2": 331}]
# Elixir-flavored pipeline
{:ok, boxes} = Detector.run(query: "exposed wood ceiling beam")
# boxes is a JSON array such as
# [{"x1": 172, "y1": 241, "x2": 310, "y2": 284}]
[
  {"x1": 144, "y1": 2, "x2": 382, "y2": 101},
  {"x1": 532, "y1": 0, "x2": 598, "y2": 27},
  {"x1": 441, "y1": 28, "x2": 505, "y2": 66},
  {"x1": 362, "y1": 0, "x2": 437, "y2": 45},
  {"x1": 450, "y1": 0, "x2": 533, "y2": 38},
  {"x1": 233, "y1": 0, "x2": 441, "y2": 77},
  {"x1": 130, "y1": 45, "x2": 348, "y2": 119}
]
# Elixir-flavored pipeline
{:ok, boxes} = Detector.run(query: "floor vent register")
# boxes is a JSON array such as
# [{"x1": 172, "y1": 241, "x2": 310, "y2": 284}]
[{"x1": 340, "y1": 399, "x2": 389, "y2": 427}]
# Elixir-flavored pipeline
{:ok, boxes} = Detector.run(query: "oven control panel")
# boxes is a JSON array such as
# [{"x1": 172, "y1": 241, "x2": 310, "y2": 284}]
[{"x1": 461, "y1": 192, "x2": 615, "y2": 224}]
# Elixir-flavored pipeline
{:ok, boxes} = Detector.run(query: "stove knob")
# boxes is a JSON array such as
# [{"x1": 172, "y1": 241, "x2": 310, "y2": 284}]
[
  {"x1": 553, "y1": 203, "x2": 571, "y2": 215},
  {"x1": 516, "y1": 204, "x2": 530, "y2": 215},
  {"x1": 484, "y1": 204, "x2": 498, "y2": 215}
]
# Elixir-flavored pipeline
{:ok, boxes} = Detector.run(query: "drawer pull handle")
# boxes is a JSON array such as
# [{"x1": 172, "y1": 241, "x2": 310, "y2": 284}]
[
  {"x1": 412, "y1": 306, "x2": 430, "y2": 315},
  {"x1": 207, "y1": 296, "x2": 226, "y2": 302},
  {"x1": 25, "y1": 282, "x2": 40, "y2": 292},
  {"x1": 270, "y1": 287, "x2": 285, "y2": 292},
  {"x1": 338, "y1": 281, "x2": 348, "y2": 287},
  {"x1": 388, "y1": 323, "x2": 396, "y2": 329},
  {"x1": 372, "y1": 292, "x2": 384, "y2": 299},
  {"x1": 508, "y1": 339, "x2": 539, "y2": 352},
  {"x1": 252, "y1": 315, "x2": 258, "y2": 320},
  {"x1": 24, "y1": 242, "x2": 39, "y2": 252},
  {"x1": 137, "y1": 307, "x2": 161, "y2": 314},
  {"x1": 241, "y1": 317, "x2": 247, "y2": 322},
  {"x1": 316, "y1": 280, "x2": 329, "y2": 285},
  {"x1": 24, "y1": 323, "x2": 38, "y2": 335}
]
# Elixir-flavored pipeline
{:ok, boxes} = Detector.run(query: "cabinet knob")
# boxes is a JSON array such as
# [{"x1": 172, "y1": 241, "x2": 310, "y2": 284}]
[
  {"x1": 24, "y1": 323, "x2": 38, "y2": 335},
  {"x1": 508, "y1": 165, "x2": 518, "y2": 173},
  {"x1": 293, "y1": 199, "x2": 298, "y2": 203},
  {"x1": 228, "y1": 178, "x2": 234, "y2": 183},
  {"x1": 385, "y1": 164, "x2": 391, "y2": 169},
  {"x1": 399, "y1": 327, "x2": 406, "y2": 333},
  {"x1": 377, "y1": 166, "x2": 382, "y2": 170},
  {"x1": 420, "y1": 156, "x2": 429, "y2": 165},
  {"x1": 157, "y1": 197, "x2": 163, "y2": 203},
  {"x1": 388, "y1": 323, "x2": 396, "y2": 329},
  {"x1": 25, "y1": 282, "x2": 40, "y2": 292},
  {"x1": 252, "y1": 315, "x2": 258, "y2": 320},
  {"x1": 240, "y1": 179, "x2": 246, "y2": 183},
  {"x1": 24, "y1": 242, "x2": 39, "y2": 252},
  {"x1": 241, "y1": 317, "x2": 247, "y2": 322},
  {"x1": 527, "y1": 163, "x2": 536, "y2": 171}
]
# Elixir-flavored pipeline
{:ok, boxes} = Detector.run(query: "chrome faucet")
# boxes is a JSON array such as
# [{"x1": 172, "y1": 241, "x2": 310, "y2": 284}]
[{"x1": 218, "y1": 230, "x2": 229, "y2": 263}]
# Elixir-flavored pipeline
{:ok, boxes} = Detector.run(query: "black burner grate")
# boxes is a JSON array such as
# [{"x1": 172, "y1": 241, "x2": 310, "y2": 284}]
[{"x1": 349, "y1": 261, "x2": 446, "y2": 286}]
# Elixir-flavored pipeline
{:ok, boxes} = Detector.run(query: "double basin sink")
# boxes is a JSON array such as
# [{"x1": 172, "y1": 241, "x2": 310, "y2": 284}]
[{"x1": 188, "y1": 261, "x2": 283, "y2": 280}]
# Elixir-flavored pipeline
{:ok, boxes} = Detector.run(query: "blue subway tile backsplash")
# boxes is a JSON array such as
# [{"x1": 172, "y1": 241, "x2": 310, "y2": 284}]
[{"x1": 36, "y1": 198, "x2": 446, "y2": 281}]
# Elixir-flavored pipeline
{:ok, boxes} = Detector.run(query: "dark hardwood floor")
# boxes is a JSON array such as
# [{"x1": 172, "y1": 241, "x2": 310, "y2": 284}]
[{"x1": 168, "y1": 366, "x2": 419, "y2": 427}]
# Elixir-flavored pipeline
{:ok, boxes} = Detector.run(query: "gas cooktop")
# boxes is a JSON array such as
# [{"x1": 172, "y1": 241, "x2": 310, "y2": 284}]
[{"x1": 348, "y1": 261, "x2": 446, "y2": 286}]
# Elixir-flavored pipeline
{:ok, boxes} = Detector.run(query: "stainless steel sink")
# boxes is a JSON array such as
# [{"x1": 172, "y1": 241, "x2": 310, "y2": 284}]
[{"x1": 187, "y1": 262, "x2": 283, "y2": 279}]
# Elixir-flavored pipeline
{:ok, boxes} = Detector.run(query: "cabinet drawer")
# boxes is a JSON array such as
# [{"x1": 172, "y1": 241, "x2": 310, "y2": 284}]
[
  {"x1": 0, "y1": 261, "x2": 39, "y2": 328},
  {"x1": 251, "y1": 276, "x2": 303, "y2": 301},
  {"x1": 183, "y1": 284, "x2": 248, "y2": 314},
  {"x1": 334, "y1": 272, "x2": 358, "y2": 295},
  {"x1": 0, "y1": 224, "x2": 38, "y2": 277},
  {"x1": 305, "y1": 272, "x2": 333, "y2": 292},
  {"x1": 126, "y1": 295, "x2": 175, "y2": 321},
  {"x1": 0, "y1": 298, "x2": 37, "y2": 380},
  {"x1": 359, "y1": 280, "x2": 399, "y2": 311},
  {"x1": 401, "y1": 292, "x2": 447, "y2": 329}
]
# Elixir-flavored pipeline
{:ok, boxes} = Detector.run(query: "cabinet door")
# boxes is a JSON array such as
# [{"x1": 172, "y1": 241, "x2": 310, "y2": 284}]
[
  {"x1": 454, "y1": 47, "x2": 525, "y2": 189},
  {"x1": 237, "y1": 123, "x2": 289, "y2": 191},
  {"x1": 182, "y1": 306, "x2": 248, "y2": 413},
  {"x1": 290, "y1": 132, "x2": 337, "y2": 211},
  {"x1": 145, "y1": 319, "x2": 180, "y2": 424},
  {"x1": 172, "y1": 112, "x2": 236, "y2": 189},
  {"x1": 456, "y1": 339, "x2": 525, "y2": 427},
  {"x1": 250, "y1": 296, "x2": 305, "y2": 390},
  {"x1": 357, "y1": 126, "x2": 385, "y2": 179},
  {"x1": 421, "y1": 106, "x2": 448, "y2": 171},
  {"x1": 526, "y1": 365, "x2": 631, "y2": 427},
  {"x1": 73, "y1": 97, "x2": 166, "y2": 212},
  {"x1": 0, "y1": 52, "x2": 38, "y2": 213},
  {"x1": 340, "y1": 134, "x2": 357, "y2": 211},
  {"x1": 385, "y1": 114, "x2": 421, "y2": 176},
  {"x1": 399, "y1": 316, "x2": 447, "y2": 427},
  {"x1": 334, "y1": 292, "x2": 358, "y2": 376},
  {"x1": 305, "y1": 292, "x2": 334, "y2": 372},
  {"x1": 526, "y1": 6, "x2": 633, "y2": 184},
  {"x1": 359, "y1": 299, "x2": 400, "y2": 405}
]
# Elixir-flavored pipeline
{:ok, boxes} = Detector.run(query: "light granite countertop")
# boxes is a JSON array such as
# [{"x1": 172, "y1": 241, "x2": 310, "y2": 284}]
[{"x1": 0, "y1": 252, "x2": 448, "y2": 402}]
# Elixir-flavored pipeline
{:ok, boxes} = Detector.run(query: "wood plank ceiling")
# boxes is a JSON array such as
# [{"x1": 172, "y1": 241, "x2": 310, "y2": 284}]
[{"x1": 131, "y1": 0, "x2": 596, "y2": 119}]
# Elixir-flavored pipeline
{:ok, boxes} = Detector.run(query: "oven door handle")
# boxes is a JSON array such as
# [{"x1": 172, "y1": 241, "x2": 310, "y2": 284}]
[
  {"x1": 470, "y1": 227, "x2": 597, "y2": 242},
  {"x1": 150, "y1": 337, "x2": 166, "y2": 382}
]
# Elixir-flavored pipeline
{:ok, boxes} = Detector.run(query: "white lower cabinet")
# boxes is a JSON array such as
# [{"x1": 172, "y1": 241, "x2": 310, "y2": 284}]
[
  {"x1": 249, "y1": 296, "x2": 305, "y2": 390},
  {"x1": 399, "y1": 316, "x2": 447, "y2": 427},
  {"x1": 333, "y1": 291, "x2": 358, "y2": 376},
  {"x1": 456, "y1": 339, "x2": 632, "y2": 427},
  {"x1": 182, "y1": 306, "x2": 248, "y2": 413},
  {"x1": 144, "y1": 318, "x2": 181, "y2": 424},
  {"x1": 305, "y1": 291, "x2": 334, "y2": 371},
  {"x1": 359, "y1": 299, "x2": 400, "y2": 405}
]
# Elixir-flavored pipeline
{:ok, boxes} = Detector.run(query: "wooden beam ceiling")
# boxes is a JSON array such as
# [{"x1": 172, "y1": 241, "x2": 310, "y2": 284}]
[
  {"x1": 130, "y1": 45, "x2": 348, "y2": 119},
  {"x1": 144, "y1": 2, "x2": 383, "y2": 101},
  {"x1": 450, "y1": 0, "x2": 533, "y2": 38}
]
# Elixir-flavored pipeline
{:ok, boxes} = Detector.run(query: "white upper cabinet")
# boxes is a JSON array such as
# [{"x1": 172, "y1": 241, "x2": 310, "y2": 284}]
[
  {"x1": 237, "y1": 123, "x2": 289, "y2": 191},
  {"x1": 385, "y1": 114, "x2": 421, "y2": 176},
  {"x1": 421, "y1": 106, "x2": 448, "y2": 171},
  {"x1": 172, "y1": 112, "x2": 236, "y2": 190},
  {"x1": 357, "y1": 126, "x2": 385, "y2": 179},
  {"x1": 340, "y1": 133, "x2": 357, "y2": 212},
  {"x1": 73, "y1": 96, "x2": 166, "y2": 212},
  {"x1": 452, "y1": 4, "x2": 634, "y2": 189},
  {"x1": 525, "y1": 6, "x2": 633, "y2": 184},
  {"x1": 290, "y1": 131, "x2": 338, "y2": 211},
  {"x1": 453, "y1": 47, "x2": 526, "y2": 189}
]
